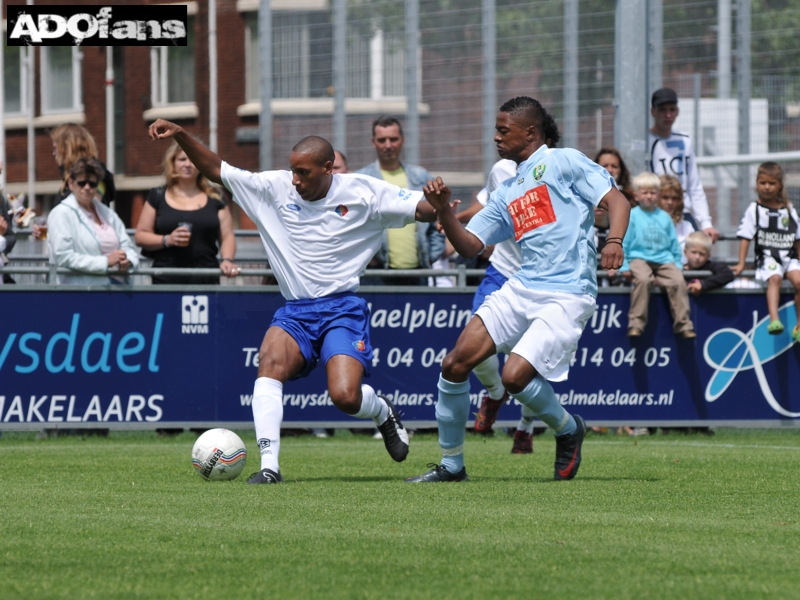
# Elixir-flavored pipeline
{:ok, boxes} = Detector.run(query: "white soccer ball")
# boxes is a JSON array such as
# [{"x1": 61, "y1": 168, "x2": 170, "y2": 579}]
[{"x1": 191, "y1": 428, "x2": 247, "y2": 481}]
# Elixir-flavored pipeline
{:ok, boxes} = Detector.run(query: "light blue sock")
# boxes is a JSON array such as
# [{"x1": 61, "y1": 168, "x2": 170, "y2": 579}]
[
  {"x1": 436, "y1": 374, "x2": 471, "y2": 474},
  {"x1": 512, "y1": 375, "x2": 576, "y2": 436}
]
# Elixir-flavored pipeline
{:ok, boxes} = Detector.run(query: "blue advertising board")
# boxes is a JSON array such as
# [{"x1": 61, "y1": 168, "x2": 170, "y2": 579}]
[{"x1": 0, "y1": 290, "x2": 798, "y2": 429}]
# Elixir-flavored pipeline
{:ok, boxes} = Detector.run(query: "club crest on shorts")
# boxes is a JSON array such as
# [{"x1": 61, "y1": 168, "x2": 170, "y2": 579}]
[
  {"x1": 335, "y1": 204, "x2": 349, "y2": 217},
  {"x1": 352, "y1": 340, "x2": 366, "y2": 352},
  {"x1": 532, "y1": 164, "x2": 546, "y2": 181}
]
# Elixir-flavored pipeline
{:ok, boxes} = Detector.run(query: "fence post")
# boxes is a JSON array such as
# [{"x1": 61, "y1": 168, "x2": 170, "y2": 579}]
[{"x1": 457, "y1": 264, "x2": 466, "y2": 288}]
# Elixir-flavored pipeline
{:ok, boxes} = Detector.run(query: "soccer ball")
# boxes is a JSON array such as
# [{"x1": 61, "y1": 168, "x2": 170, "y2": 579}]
[{"x1": 191, "y1": 428, "x2": 247, "y2": 481}]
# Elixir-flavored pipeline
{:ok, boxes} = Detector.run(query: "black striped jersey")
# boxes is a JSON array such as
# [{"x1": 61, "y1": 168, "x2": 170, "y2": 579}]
[{"x1": 736, "y1": 201, "x2": 800, "y2": 267}]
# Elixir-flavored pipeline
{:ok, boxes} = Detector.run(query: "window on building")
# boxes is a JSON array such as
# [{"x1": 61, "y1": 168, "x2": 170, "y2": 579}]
[
  {"x1": 3, "y1": 37, "x2": 25, "y2": 114},
  {"x1": 151, "y1": 16, "x2": 195, "y2": 105},
  {"x1": 245, "y1": 12, "x2": 406, "y2": 102},
  {"x1": 41, "y1": 47, "x2": 83, "y2": 113}
]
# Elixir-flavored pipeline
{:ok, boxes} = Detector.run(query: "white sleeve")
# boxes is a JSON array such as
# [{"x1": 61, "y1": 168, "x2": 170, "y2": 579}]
[
  {"x1": 367, "y1": 177, "x2": 422, "y2": 229},
  {"x1": 736, "y1": 203, "x2": 757, "y2": 239},
  {"x1": 476, "y1": 187, "x2": 489, "y2": 207},
  {"x1": 220, "y1": 161, "x2": 280, "y2": 221},
  {"x1": 487, "y1": 160, "x2": 517, "y2": 194},
  {"x1": 684, "y1": 138, "x2": 713, "y2": 230},
  {"x1": 0, "y1": 235, "x2": 6, "y2": 253}
]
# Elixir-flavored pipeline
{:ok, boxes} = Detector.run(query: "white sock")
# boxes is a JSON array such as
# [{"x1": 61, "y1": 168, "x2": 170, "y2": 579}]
[
  {"x1": 472, "y1": 355, "x2": 505, "y2": 400},
  {"x1": 252, "y1": 377, "x2": 283, "y2": 472},
  {"x1": 354, "y1": 384, "x2": 390, "y2": 425},
  {"x1": 517, "y1": 404, "x2": 536, "y2": 434}
]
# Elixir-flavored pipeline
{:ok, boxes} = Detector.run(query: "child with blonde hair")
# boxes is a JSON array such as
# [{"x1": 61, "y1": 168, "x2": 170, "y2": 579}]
[
  {"x1": 614, "y1": 172, "x2": 695, "y2": 338},
  {"x1": 684, "y1": 231, "x2": 734, "y2": 295},
  {"x1": 659, "y1": 175, "x2": 696, "y2": 260},
  {"x1": 733, "y1": 162, "x2": 800, "y2": 340}
]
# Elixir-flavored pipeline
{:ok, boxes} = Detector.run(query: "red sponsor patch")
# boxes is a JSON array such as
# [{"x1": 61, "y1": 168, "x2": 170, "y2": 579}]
[{"x1": 507, "y1": 184, "x2": 556, "y2": 241}]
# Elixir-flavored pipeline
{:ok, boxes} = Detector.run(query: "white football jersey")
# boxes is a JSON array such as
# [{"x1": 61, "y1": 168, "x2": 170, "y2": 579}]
[
  {"x1": 476, "y1": 159, "x2": 522, "y2": 279},
  {"x1": 221, "y1": 162, "x2": 421, "y2": 300}
]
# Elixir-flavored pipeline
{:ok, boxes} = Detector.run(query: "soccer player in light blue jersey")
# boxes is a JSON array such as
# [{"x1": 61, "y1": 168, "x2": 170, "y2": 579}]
[{"x1": 406, "y1": 97, "x2": 631, "y2": 482}]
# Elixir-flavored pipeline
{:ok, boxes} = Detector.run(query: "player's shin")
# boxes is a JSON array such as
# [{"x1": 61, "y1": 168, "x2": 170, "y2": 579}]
[
  {"x1": 512, "y1": 375, "x2": 577, "y2": 436},
  {"x1": 354, "y1": 384, "x2": 390, "y2": 425},
  {"x1": 518, "y1": 404, "x2": 536, "y2": 434},
  {"x1": 472, "y1": 355, "x2": 505, "y2": 400},
  {"x1": 436, "y1": 375, "x2": 471, "y2": 474},
  {"x1": 252, "y1": 377, "x2": 283, "y2": 472}
]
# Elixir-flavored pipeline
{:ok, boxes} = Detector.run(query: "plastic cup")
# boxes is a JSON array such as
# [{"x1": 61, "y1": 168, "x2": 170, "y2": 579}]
[{"x1": 34, "y1": 216, "x2": 48, "y2": 240}]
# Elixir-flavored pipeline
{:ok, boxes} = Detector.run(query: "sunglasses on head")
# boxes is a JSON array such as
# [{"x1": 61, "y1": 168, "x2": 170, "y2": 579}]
[{"x1": 75, "y1": 179, "x2": 99, "y2": 189}]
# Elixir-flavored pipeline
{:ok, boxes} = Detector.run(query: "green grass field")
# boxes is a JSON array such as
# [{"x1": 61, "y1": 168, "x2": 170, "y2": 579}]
[{"x1": 2, "y1": 428, "x2": 799, "y2": 599}]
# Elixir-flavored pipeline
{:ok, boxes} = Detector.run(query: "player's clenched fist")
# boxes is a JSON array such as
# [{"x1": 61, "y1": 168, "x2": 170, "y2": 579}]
[
  {"x1": 149, "y1": 119, "x2": 182, "y2": 141},
  {"x1": 423, "y1": 177, "x2": 451, "y2": 213},
  {"x1": 600, "y1": 243, "x2": 624, "y2": 270}
]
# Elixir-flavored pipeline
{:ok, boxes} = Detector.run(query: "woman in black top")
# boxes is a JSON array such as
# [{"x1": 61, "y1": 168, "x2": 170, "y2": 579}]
[{"x1": 135, "y1": 141, "x2": 239, "y2": 284}]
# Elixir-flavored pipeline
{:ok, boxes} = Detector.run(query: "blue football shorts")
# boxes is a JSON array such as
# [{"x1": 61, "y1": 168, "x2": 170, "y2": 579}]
[
  {"x1": 471, "y1": 263, "x2": 509, "y2": 314},
  {"x1": 270, "y1": 292, "x2": 373, "y2": 380}
]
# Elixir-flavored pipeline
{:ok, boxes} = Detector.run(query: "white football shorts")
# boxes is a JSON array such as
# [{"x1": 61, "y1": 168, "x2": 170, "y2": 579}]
[
  {"x1": 475, "y1": 278, "x2": 596, "y2": 382},
  {"x1": 756, "y1": 256, "x2": 800, "y2": 284}
]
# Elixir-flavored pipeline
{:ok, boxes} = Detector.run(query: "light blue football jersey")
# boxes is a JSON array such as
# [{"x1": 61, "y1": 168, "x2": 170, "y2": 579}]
[{"x1": 466, "y1": 145, "x2": 615, "y2": 297}]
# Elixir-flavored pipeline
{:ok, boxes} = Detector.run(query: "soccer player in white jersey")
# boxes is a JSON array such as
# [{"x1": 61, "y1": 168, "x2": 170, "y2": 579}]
[
  {"x1": 405, "y1": 97, "x2": 630, "y2": 483},
  {"x1": 148, "y1": 119, "x2": 439, "y2": 484}
]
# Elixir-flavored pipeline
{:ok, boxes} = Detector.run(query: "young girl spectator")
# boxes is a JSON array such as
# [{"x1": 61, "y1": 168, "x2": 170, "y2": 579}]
[
  {"x1": 733, "y1": 162, "x2": 800, "y2": 340},
  {"x1": 613, "y1": 172, "x2": 695, "y2": 339},
  {"x1": 594, "y1": 147, "x2": 635, "y2": 207},
  {"x1": 659, "y1": 175, "x2": 696, "y2": 261}
]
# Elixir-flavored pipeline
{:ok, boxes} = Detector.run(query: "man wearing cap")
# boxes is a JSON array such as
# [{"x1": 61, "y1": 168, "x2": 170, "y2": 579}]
[{"x1": 648, "y1": 87, "x2": 719, "y2": 242}]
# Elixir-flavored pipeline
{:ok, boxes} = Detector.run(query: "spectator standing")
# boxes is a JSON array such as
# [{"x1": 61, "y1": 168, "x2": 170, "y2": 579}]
[
  {"x1": 135, "y1": 141, "x2": 239, "y2": 284},
  {"x1": 47, "y1": 158, "x2": 139, "y2": 284},
  {"x1": 659, "y1": 174, "x2": 697, "y2": 260},
  {"x1": 51, "y1": 123, "x2": 116, "y2": 207},
  {"x1": 1, "y1": 161, "x2": 16, "y2": 284},
  {"x1": 733, "y1": 162, "x2": 800, "y2": 340},
  {"x1": 332, "y1": 150, "x2": 348, "y2": 174},
  {"x1": 684, "y1": 231, "x2": 734, "y2": 295},
  {"x1": 595, "y1": 147, "x2": 635, "y2": 207},
  {"x1": 356, "y1": 116, "x2": 444, "y2": 285},
  {"x1": 647, "y1": 88, "x2": 719, "y2": 242},
  {"x1": 614, "y1": 172, "x2": 696, "y2": 339}
]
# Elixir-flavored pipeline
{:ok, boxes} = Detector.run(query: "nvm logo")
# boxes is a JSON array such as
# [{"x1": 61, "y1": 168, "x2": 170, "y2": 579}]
[{"x1": 182, "y1": 296, "x2": 209, "y2": 334}]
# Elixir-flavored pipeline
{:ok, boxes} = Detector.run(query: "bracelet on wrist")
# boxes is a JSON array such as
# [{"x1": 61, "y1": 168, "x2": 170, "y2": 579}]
[
  {"x1": 162, "y1": 235, "x2": 169, "y2": 248},
  {"x1": 220, "y1": 258, "x2": 233, "y2": 263},
  {"x1": 604, "y1": 239, "x2": 622, "y2": 246}
]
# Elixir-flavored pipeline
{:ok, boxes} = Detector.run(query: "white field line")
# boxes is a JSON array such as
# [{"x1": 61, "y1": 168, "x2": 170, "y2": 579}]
[
  {"x1": 586, "y1": 440, "x2": 800, "y2": 451},
  {"x1": 3, "y1": 440, "x2": 800, "y2": 451}
]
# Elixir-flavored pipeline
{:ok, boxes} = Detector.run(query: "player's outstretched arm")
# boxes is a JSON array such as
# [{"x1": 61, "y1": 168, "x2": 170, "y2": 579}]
[
  {"x1": 424, "y1": 178, "x2": 483, "y2": 259},
  {"x1": 598, "y1": 188, "x2": 630, "y2": 270},
  {"x1": 148, "y1": 119, "x2": 223, "y2": 185}
]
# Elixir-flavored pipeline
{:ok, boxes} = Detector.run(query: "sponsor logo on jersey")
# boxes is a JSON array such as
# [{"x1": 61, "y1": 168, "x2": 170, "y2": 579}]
[
  {"x1": 517, "y1": 177, "x2": 524, "y2": 185},
  {"x1": 532, "y1": 164, "x2": 546, "y2": 181},
  {"x1": 352, "y1": 340, "x2": 366, "y2": 352},
  {"x1": 507, "y1": 184, "x2": 556, "y2": 241},
  {"x1": 287, "y1": 203, "x2": 301, "y2": 212},
  {"x1": 335, "y1": 204, "x2": 349, "y2": 217}
]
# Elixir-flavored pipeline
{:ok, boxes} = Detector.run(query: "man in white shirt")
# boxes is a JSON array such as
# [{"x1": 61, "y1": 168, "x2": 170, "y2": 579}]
[
  {"x1": 148, "y1": 119, "x2": 439, "y2": 484},
  {"x1": 647, "y1": 87, "x2": 719, "y2": 242}
]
